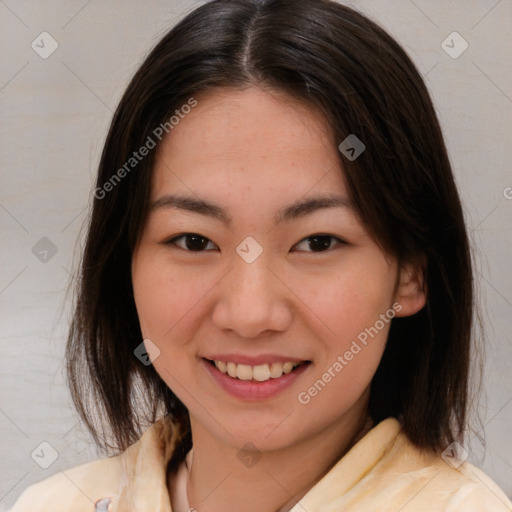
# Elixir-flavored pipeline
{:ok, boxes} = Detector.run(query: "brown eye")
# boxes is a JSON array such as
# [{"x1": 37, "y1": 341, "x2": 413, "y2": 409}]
[
  {"x1": 166, "y1": 234, "x2": 218, "y2": 251},
  {"x1": 292, "y1": 234, "x2": 345, "y2": 252}
]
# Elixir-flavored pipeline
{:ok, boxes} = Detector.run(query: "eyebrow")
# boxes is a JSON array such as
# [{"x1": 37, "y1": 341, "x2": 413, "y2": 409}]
[{"x1": 149, "y1": 193, "x2": 352, "y2": 226}]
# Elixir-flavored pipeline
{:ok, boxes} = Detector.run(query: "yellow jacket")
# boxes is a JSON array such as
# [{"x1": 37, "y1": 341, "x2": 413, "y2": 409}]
[{"x1": 9, "y1": 417, "x2": 512, "y2": 511}]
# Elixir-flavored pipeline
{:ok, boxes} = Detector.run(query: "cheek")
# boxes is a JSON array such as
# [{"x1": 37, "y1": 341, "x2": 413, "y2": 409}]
[
  {"x1": 131, "y1": 250, "x2": 212, "y2": 389},
  {"x1": 131, "y1": 248, "x2": 211, "y2": 345},
  {"x1": 297, "y1": 261, "x2": 395, "y2": 342},
  {"x1": 294, "y1": 257, "x2": 394, "y2": 396}
]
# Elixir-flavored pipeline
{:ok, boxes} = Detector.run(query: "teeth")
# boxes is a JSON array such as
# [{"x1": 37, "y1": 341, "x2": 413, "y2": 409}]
[
  {"x1": 236, "y1": 364, "x2": 252, "y2": 381},
  {"x1": 227, "y1": 362, "x2": 237, "y2": 378},
  {"x1": 282, "y1": 362, "x2": 294, "y2": 374},
  {"x1": 213, "y1": 360, "x2": 303, "y2": 381},
  {"x1": 252, "y1": 364, "x2": 270, "y2": 382},
  {"x1": 269, "y1": 362, "x2": 284, "y2": 378}
]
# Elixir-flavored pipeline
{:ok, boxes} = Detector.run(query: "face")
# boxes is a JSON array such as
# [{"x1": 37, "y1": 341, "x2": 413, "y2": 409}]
[{"x1": 131, "y1": 86, "x2": 424, "y2": 451}]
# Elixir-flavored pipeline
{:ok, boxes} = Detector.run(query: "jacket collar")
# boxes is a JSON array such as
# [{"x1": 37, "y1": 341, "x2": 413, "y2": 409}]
[
  {"x1": 103, "y1": 416, "x2": 401, "y2": 511},
  {"x1": 109, "y1": 417, "x2": 181, "y2": 511}
]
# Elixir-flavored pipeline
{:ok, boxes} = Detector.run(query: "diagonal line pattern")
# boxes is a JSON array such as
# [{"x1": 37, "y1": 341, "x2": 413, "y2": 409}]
[
  {"x1": 481, "y1": 275, "x2": 512, "y2": 309},
  {"x1": 0, "y1": 472, "x2": 29, "y2": 503},
  {"x1": 162, "y1": 368, "x2": 233, "y2": 438},
  {"x1": 265, "y1": 165, "x2": 336, "y2": 235},
  {"x1": 0, "y1": 266, "x2": 28, "y2": 296},
  {"x1": 422, "y1": 61, "x2": 439, "y2": 79},
  {"x1": 265, "y1": 266, "x2": 337, "y2": 336},
  {"x1": 0, "y1": 0, "x2": 29, "y2": 28},
  {"x1": 470, "y1": 467, "x2": 512, "y2": 509},
  {"x1": 61, "y1": 0, "x2": 93, "y2": 29},
  {"x1": 264, "y1": 471, "x2": 310, "y2": 512},
  {"x1": 0, "y1": 203, "x2": 29, "y2": 233},
  {"x1": 407, "y1": 0, "x2": 439, "y2": 29},
  {"x1": 0, "y1": 409, "x2": 29, "y2": 438},
  {"x1": 1, "y1": 3, "x2": 510, "y2": 501},
  {"x1": 471, "y1": 0, "x2": 503, "y2": 30},
  {"x1": 164, "y1": 267, "x2": 234, "y2": 336},
  {"x1": 472, "y1": 61, "x2": 512, "y2": 105},
  {"x1": 61, "y1": 265, "x2": 73, "y2": 277},
  {"x1": 475, "y1": 397, "x2": 512, "y2": 437},
  {"x1": 61, "y1": 61, "x2": 114, "y2": 112},
  {"x1": 60, "y1": 471, "x2": 96, "y2": 506},
  {"x1": 265, "y1": 471, "x2": 295, "y2": 498},
  {"x1": 159, "y1": 161, "x2": 234, "y2": 236},
  {"x1": 198, "y1": 471, "x2": 233, "y2": 503},
  {"x1": 61, "y1": 420, "x2": 81, "y2": 439},
  {"x1": 471, "y1": 204, "x2": 500, "y2": 231},
  {"x1": 397, "y1": 471, "x2": 440, "y2": 511},
  {"x1": 0, "y1": 62, "x2": 29, "y2": 92},
  {"x1": 60, "y1": 205, "x2": 88, "y2": 233},
  {"x1": 264, "y1": 410, "x2": 293, "y2": 439}
]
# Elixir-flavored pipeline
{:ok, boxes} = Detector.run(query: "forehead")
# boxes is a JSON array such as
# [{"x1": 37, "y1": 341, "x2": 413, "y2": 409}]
[{"x1": 151, "y1": 86, "x2": 347, "y2": 211}]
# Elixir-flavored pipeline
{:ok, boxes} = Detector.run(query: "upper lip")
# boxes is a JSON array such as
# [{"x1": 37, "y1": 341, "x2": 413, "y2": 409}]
[{"x1": 203, "y1": 354, "x2": 309, "y2": 366}]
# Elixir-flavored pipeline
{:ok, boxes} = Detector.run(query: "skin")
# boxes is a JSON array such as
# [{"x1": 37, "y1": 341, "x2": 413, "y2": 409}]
[{"x1": 131, "y1": 86, "x2": 426, "y2": 512}]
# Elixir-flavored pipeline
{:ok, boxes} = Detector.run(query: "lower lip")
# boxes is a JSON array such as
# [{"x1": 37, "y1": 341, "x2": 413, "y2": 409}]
[{"x1": 201, "y1": 358, "x2": 310, "y2": 400}]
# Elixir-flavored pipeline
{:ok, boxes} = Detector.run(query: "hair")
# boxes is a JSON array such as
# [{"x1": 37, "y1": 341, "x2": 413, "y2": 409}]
[{"x1": 66, "y1": 0, "x2": 474, "y2": 467}]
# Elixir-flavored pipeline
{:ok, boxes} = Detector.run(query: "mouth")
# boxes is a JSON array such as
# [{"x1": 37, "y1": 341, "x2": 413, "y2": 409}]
[{"x1": 203, "y1": 358, "x2": 310, "y2": 382}]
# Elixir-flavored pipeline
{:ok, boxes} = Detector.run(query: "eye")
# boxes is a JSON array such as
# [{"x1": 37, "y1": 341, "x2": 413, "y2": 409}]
[
  {"x1": 165, "y1": 233, "x2": 218, "y2": 252},
  {"x1": 292, "y1": 234, "x2": 346, "y2": 253}
]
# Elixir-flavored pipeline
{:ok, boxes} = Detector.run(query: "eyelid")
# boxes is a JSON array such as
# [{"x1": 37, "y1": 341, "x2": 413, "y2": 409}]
[
  {"x1": 165, "y1": 233, "x2": 219, "y2": 251},
  {"x1": 164, "y1": 233, "x2": 347, "y2": 253},
  {"x1": 292, "y1": 234, "x2": 347, "y2": 252}
]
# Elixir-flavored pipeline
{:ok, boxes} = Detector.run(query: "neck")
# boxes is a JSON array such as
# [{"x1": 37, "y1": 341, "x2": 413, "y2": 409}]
[{"x1": 182, "y1": 401, "x2": 370, "y2": 512}]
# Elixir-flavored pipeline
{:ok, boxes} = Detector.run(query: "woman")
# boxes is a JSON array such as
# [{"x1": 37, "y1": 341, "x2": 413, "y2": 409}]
[{"x1": 10, "y1": 0, "x2": 512, "y2": 510}]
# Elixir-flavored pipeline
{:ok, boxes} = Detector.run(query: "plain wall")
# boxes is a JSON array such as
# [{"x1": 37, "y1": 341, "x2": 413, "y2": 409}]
[{"x1": 1, "y1": 0, "x2": 511, "y2": 508}]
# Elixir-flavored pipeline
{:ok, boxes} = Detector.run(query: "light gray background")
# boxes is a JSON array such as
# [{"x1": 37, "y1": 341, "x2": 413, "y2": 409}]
[{"x1": 1, "y1": 0, "x2": 511, "y2": 509}]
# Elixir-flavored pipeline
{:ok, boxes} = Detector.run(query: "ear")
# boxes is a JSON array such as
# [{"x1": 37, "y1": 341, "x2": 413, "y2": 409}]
[{"x1": 393, "y1": 258, "x2": 427, "y2": 317}]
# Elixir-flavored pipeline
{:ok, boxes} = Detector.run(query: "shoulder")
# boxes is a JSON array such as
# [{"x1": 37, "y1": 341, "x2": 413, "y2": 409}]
[
  {"x1": 9, "y1": 417, "x2": 176, "y2": 512},
  {"x1": 371, "y1": 421, "x2": 512, "y2": 511},
  {"x1": 8, "y1": 455, "x2": 124, "y2": 512}
]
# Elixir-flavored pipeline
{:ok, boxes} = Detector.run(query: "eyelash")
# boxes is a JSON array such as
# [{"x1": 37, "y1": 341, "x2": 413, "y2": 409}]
[{"x1": 164, "y1": 233, "x2": 346, "y2": 253}]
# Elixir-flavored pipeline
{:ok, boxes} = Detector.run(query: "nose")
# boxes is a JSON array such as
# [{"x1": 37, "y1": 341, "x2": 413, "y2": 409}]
[{"x1": 211, "y1": 254, "x2": 293, "y2": 339}]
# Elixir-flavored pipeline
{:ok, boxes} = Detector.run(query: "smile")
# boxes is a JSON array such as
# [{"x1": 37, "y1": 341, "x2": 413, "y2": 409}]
[
  {"x1": 202, "y1": 357, "x2": 311, "y2": 400},
  {"x1": 212, "y1": 360, "x2": 306, "y2": 382}
]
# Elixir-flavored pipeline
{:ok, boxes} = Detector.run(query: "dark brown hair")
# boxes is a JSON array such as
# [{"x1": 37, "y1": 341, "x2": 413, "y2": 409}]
[{"x1": 66, "y1": 0, "x2": 473, "y2": 463}]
